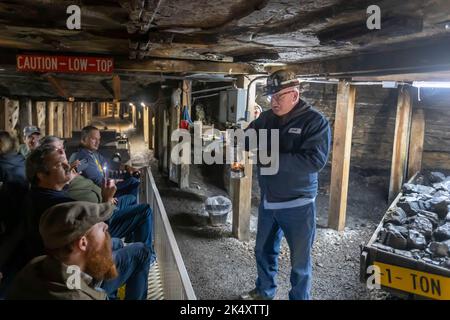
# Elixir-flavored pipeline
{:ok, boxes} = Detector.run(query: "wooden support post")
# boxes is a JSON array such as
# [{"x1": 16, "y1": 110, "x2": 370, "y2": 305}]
[
  {"x1": 231, "y1": 152, "x2": 253, "y2": 241},
  {"x1": 247, "y1": 77, "x2": 258, "y2": 122},
  {"x1": 19, "y1": 99, "x2": 32, "y2": 138},
  {"x1": 162, "y1": 107, "x2": 169, "y2": 173},
  {"x1": 230, "y1": 75, "x2": 254, "y2": 240},
  {"x1": 407, "y1": 108, "x2": 425, "y2": 180},
  {"x1": 112, "y1": 75, "x2": 121, "y2": 119},
  {"x1": 72, "y1": 102, "x2": 79, "y2": 131},
  {"x1": 36, "y1": 102, "x2": 46, "y2": 134},
  {"x1": 0, "y1": 98, "x2": 9, "y2": 131},
  {"x1": 46, "y1": 102, "x2": 55, "y2": 136},
  {"x1": 83, "y1": 102, "x2": 89, "y2": 127},
  {"x1": 98, "y1": 102, "x2": 104, "y2": 117},
  {"x1": 87, "y1": 102, "x2": 93, "y2": 124},
  {"x1": 64, "y1": 102, "x2": 73, "y2": 138},
  {"x1": 148, "y1": 106, "x2": 154, "y2": 149},
  {"x1": 154, "y1": 104, "x2": 160, "y2": 157},
  {"x1": 328, "y1": 81, "x2": 356, "y2": 231},
  {"x1": 56, "y1": 102, "x2": 64, "y2": 138},
  {"x1": 80, "y1": 103, "x2": 84, "y2": 128},
  {"x1": 143, "y1": 106, "x2": 149, "y2": 143},
  {"x1": 389, "y1": 87, "x2": 413, "y2": 203},
  {"x1": 79, "y1": 103, "x2": 84, "y2": 129},
  {"x1": 0, "y1": 98, "x2": 15, "y2": 131},
  {"x1": 31, "y1": 101, "x2": 38, "y2": 126}
]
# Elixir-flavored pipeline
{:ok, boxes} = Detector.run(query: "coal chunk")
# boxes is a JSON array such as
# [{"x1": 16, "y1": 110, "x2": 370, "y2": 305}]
[
  {"x1": 397, "y1": 199, "x2": 430, "y2": 216},
  {"x1": 384, "y1": 207, "x2": 407, "y2": 225},
  {"x1": 433, "y1": 223, "x2": 450, "y2": 241},
  {"x1": 385, "y1": 223, "x2": 409, "y2": 237},
  {"x1": 421, "y1": 210, "x2": 440, "y2": 226},
  {"x1": 416, "y1": 210, "x2": 439, "y2": 228},
  {"x1": 379, "y1": 223, "x2": 408, "y2": 244},
  {"x1": 428, "y1": 241, "x2": 450, "y2": 257},
  {"x1": 384, "y1": 228, "x2": 408, "y2": 250},
  {"x1": 426, "y1": 196, "x2": 450, "y2": 219},
  {"x1": 433, "y1": 180, "x2": 450, "y2": 193},
  {"x1": 407, "y1": 215, "x2": 433, "y2": 239},
  {"x1": 402, "y1": 183, "x2": 435, "y2": 196},
  {"x1": 431, "y1": 190, "x2": 450, "y2": 198},
  {"x1": 407, "y1": 229, "x2": 427, "y2": 250},
  {"x1": 427, "y1": 171, "x2": 446, "y2": 183}
]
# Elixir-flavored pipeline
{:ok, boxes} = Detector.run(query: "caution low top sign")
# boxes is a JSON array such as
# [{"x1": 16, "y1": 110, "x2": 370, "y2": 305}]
[{"x1": 16, "y1": 54, "x2": 114, "y2": 74}]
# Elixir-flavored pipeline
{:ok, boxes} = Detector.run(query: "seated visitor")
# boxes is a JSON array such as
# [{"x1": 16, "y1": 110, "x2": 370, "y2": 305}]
[{"x1": 7, "y1": 201, "x2": 152, "y2": 300}]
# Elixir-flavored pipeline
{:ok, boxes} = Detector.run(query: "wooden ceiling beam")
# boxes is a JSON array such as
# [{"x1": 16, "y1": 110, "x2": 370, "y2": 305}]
[
  {"x1": 266, "y1": 36, "x2": 450, "y2": 78},
  {"x1": 115, "y1": 58, "x2": 258, "y2": 74},
  {"x1": 43, "y1": 74, "x2": 71, "y2": 100}
]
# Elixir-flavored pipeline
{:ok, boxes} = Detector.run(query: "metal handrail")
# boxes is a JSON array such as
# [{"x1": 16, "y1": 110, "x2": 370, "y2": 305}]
[{"x1": 141, "y1": 166, "x2": 196, "y2": 300}]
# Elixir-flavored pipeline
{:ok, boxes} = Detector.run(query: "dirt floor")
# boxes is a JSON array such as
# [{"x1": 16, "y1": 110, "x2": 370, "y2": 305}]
[{"x1": 102, "y1": 116, "x2": 392, "y2": 300}]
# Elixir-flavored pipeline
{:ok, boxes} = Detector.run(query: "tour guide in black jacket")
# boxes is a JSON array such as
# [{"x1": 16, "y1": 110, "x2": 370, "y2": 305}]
[{"x1": 241, "y1": 70, "x2": 331, "y2": 300}]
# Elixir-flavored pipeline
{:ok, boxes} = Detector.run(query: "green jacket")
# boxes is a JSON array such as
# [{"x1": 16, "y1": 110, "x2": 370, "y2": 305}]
[
  {"x1": 7, "y1": 255, "x2": 107, "y2": 300},
  {"x1": 67, "y1": 175, "x2": 102, "y2": 203},
  {"x1": 18, "y1": 144, "x2": 29, "y2": 159}
]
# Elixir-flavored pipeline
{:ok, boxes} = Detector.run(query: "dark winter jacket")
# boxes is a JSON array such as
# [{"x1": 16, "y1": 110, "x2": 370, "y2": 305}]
[
  {"x1": 69, "y1": 147, "x2": 109, "y2": 187},
  {"x1": 246, "y1": 100, "x2": 331, "y2": 202},
  {"x1": 0, "y1": 152, "x2": 27, "y2": 188},
  {"x1": 0, "y1": 152, "x2": 28, "y2": 229}
]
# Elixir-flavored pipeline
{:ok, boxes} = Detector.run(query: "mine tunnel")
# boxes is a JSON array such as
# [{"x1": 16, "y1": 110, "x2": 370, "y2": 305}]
[{"x1": 0, "y1": 0, "x2": 450, "y2": 303}]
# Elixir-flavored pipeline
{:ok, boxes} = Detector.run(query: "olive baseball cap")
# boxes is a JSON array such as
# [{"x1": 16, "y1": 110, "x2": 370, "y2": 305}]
[
  {"x1": 263, "y1": 70, "x2": 300, "y2": 95},
  {"x1": 39, "y1": 201, "x2": 114, "y2": 250}
]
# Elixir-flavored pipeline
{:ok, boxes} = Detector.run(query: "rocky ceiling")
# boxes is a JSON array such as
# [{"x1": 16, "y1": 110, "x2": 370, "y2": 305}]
[
  {"x1": 1, "y1": 0, "x2": 450, "y2": 100},
  {"x1": 0, "y1": 0, "x2": 449, "y2": 64}
]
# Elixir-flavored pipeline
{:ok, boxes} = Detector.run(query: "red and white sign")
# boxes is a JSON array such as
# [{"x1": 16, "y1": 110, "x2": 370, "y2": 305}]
[{"x1": 16, "y1": 54, "x2": 114, "y2": 74}]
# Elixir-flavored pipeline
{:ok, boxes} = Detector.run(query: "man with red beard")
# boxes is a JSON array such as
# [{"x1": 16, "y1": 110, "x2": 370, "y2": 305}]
[
  {"x1": 7, "y1": 201, "x2": 118, "y2": 299},
  {"x1": 18, "y1": 146, "x2": 152, "y2": 299}
]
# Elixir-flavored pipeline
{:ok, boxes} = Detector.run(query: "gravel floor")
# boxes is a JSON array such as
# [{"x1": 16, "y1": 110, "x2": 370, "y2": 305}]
[
  {"x1": 151, "y1": 165, "x2": 391, "y2": 300},
  {"x1": 104, "y1": 116, "x2": 392, "y2": 300}
]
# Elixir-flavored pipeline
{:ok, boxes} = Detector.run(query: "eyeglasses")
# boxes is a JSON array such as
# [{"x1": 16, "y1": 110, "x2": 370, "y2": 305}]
[{"x1": 268, "y1": 90, "x2": 295, "y2": 102}]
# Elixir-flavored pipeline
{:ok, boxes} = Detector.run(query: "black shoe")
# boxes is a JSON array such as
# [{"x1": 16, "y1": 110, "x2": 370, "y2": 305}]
[{"x1": 240, "y1": 288, "x2": 272, "y2": 300}]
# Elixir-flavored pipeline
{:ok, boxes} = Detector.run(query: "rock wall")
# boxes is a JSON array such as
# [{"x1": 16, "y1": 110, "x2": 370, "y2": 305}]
[{"x1": 301, "y1": 83, "x2": 450, "y2": 172}]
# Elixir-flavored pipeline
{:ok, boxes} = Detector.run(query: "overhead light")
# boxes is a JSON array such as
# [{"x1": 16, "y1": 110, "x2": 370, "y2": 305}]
[
  {"x1": 412, "y1": 81, "x2": 450, "y2": 88},
  {"x1": 382, "y1": 81, "x2": 398, "y2": 88},
  {"x1": 140, "y1": 102, "x2": 145, "y2": 107},
  {"x1": 129, "y1": 102, "x2": 134, "y2": 107}
]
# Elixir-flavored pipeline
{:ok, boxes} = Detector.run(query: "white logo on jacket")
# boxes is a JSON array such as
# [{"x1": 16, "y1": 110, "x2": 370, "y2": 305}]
[{"x1": 288, "y1": 128, "x2": 302, "y2": 134}]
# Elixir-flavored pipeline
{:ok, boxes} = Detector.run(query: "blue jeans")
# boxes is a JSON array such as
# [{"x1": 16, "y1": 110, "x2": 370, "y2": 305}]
[
  {"x1": 255, "y1": 201, "x2": 316, "y2": 300},
  {"x1": 108, "y1": 195, "x2": 154, "y2": 249},
  {"x1": 115, "y1": 177, "x2": 140, "y2": 198},
  {"x1": 102, "y1": 242, "x2": 152, "y2": 300}
]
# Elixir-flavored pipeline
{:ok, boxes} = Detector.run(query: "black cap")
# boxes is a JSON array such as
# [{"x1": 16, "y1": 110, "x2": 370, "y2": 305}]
[{"x1": 263, "y1": 70, "x2": 300, "y2": 95}]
